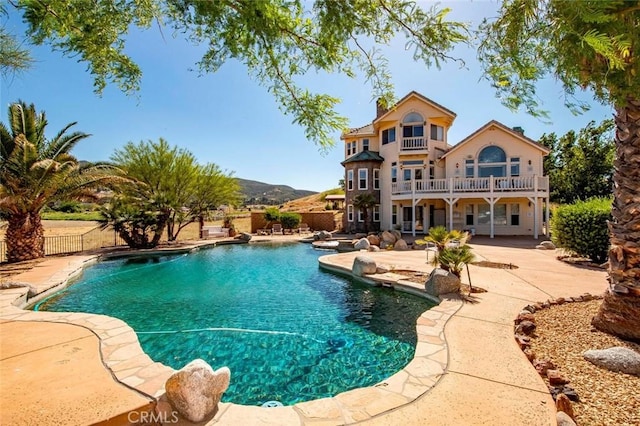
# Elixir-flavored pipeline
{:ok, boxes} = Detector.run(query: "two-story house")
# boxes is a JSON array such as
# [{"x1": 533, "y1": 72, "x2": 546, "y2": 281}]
[{"x1": 341, "y1": 91, "x2": 550, "y2": 238}]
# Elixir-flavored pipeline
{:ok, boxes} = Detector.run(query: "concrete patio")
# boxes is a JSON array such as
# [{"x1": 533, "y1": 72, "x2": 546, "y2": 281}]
[{"x1": 0, "y1": 236, "x2": 608, "y2": 425}]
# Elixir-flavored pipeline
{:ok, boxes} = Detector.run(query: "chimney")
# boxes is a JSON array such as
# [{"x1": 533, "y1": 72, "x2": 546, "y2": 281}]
[
  {"x1": 513, "y1": 126, "x2": 525, "y2": 135},
  {"x1": 376, "y1": 98, "x2": 389, "y2": 118}
]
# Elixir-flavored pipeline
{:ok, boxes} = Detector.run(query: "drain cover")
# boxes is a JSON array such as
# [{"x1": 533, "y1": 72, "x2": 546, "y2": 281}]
[{"x1": 262, "y1": 401, "x2": 283, "y2": 408}]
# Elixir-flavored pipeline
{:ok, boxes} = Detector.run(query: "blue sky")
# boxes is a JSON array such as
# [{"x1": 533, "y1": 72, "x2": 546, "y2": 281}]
[{"x1": 1, "y1": 1, "x2": 612, "y2": 192}]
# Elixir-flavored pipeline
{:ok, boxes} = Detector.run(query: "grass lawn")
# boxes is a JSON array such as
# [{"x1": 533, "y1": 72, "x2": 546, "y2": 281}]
[{"x1": 41, "y1": 211, "x2": 103, "y2": 221}]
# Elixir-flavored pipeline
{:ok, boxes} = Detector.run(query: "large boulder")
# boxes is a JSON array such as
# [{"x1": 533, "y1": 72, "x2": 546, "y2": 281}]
[
  {"x1": 425, "y1": 268, "x2": 460, "y2": 296},
  {"x1": 354, "y1": 233, "x2": 367, "y2": 239},
  {"x1": 236, "y1": 232, "x2": 252, "y2": 242},
  {"x1": 391, "y1": 230, "x2": 402, "y2": 241},
  {"x1": 368, "y1": 245, "x2": 380, "y2": 252},
  {"x1": 540, "y1": 240, "x2": 556, "y2": 250},
  {"x1": 354, "y1": 238, "x2": 370, "y2": 250},
  {"x1": 352, "y1": 255, "x2": 377, "y2": 277},
  {"x1": 583, "y1": 347, "x2": 640, "y2": 376},
  {"x1": 556, "y1": 411, "x2": 577, "y2": 426},
  {"x1": 165, "y1": 359, "x2": 230, "y2": 422},
  {"x1": 314, "y1": 230, "x2": 332, "y2": 241},
  {"x1": 367, "y1": 234, "x2": 381, "y2": 246},
  {"x1": 381, "y1": 231, "x2": 397, "y2": 244},
  {"x1": 393, "y1": 239, "x2": 409, "y2": 251}
]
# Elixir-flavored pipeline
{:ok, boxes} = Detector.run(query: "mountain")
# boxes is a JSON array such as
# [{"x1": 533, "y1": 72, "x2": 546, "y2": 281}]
[{"x1": 238, "y1": 178, "x2": 317, "y2": 205}]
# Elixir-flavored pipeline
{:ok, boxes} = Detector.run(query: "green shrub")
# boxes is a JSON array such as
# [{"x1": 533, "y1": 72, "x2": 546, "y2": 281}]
[
  {"x1": 263, "y1": 207, "x2": 280, "y2": 226},
  {"x1": 55, "y1": 200, "x2": 82, "y2": 213},
  {"x1": 280, "y1": 212, "x2": 302, "y2": 230},
  {"x1": 551, "y1": 198, "x2": 611, "y2": 262}
]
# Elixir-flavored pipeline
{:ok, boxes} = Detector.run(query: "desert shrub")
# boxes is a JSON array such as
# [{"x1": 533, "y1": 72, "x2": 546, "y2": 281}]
[
  {"x1": 325, "y1": 203, "x2": 332, "y2": 210},
  {"x1": 280, "y1": 212, "x2": 301, "y2": 230},
  {"x1": 551, "y1": 198, "x2": 611, "y2": 262},
  {"x1": 54, "y1": 200, "x2": 82, "y2": 213}
]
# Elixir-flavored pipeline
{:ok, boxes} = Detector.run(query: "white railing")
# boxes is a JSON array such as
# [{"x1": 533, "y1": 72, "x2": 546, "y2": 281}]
[
  {"x1": 391, "y1": 176, "x2": 549, "y2": 195},
  {"x1": 400, "y1": 137, "x2": 427, "y2": 151}
]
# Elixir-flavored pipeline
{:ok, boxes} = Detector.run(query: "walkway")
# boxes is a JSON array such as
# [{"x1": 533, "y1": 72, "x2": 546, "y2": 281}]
[{"x1": 0, "y1": 237, "x2": 608, "y2": 425}]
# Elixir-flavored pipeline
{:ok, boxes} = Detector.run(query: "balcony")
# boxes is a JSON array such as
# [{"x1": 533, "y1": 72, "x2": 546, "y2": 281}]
[
  {"x1": 391, "y1": 176, "x2": 549, "y2": 196},
  {"x1": 400, "y1": 137, "x2": 427, "y2": 152}
]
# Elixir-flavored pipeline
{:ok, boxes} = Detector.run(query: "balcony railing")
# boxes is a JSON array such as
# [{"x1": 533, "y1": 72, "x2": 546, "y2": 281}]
[
  {"x1": 391, "y1": 175, "x2": 549, "y2": 195},
  {"x1": 400, "y1": 137, "x2": 427, "y2": 151}
]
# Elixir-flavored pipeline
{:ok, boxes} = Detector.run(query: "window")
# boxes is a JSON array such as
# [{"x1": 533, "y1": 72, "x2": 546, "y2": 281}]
[
  {"x1": 346, "y1": 141, "x2": 356, "y2": 156},
  {"x1": 373, "y1": 169, "x2": 380, "y2": 190},
  {"x1": 358, "y1": 209, "x2": 364, "y2": 222},
  {"x1": 347, "y1": 205, "x2": 354, "y2": 222},
  {"x1": 358, "y1": 168, "x2": 368, "y2": 190},
  {"x1": 392, "y1": 205, "x2": 397, "y2": 225},
  {"x1": 391, "y1": 166, "x2": 397, "y2": 183},
  {"x1": 478, "y1": 146, "x2": 507, "y2": 177},
  {"x1": 430, "y1": 124, "x2": 444, "y2": 141},
  {"x1": 465, "y1": 159, "x2": 474, "y2": 178},
  {"x1": 347, "y1": 170, "x2": 354, "y2": 191},
  {"x1": 465, "y1": 204, "x2": 474, "y2": 226},
  {"x1": 510, "y1": 157, "x2": 520, "y2": 177},
  {"x1": 511, "y1": 203, "x2": 520, "y2": 226},
  {"x1": 403, "y1": 124, "x2": 424, "y2": 138},
  {"x1": 403, "y1": 112, "x2": 423, "y2": 123},
  {"x1": 382, "y1": 127, "x2": 396, "y2": 144},
  {"x1": 362, "y1": 139, "x2": 370, "y2": 151},
  {"x1": 373, "y1": 205, "x2": 380, "y2": 222},
  {"x1": 478, "y1": 203, "x2": 507, "y2": 225},
  {"x1": 429, "y1": 160, "x2": 435, "y2": 180},
  {"x1": 403, "y1": 168, "x2": 412, "y2": 181}
]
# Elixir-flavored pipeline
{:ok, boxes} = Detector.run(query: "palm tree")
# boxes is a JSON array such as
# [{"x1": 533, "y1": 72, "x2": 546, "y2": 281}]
[
  {"x1": 353, "y1": 193, "x2": 376, "y2": 233},
  {"x1": 0, "y1": 101, "x2": 121, "y2": 262}
]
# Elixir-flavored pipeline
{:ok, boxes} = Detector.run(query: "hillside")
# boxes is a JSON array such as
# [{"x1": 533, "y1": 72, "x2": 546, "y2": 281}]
[
  {"x1": 281, "y1": 189, "x2": 344, "y2": 212},
  {"x1": 238, "y1": 178, "x2": 317, "y2": 205}
]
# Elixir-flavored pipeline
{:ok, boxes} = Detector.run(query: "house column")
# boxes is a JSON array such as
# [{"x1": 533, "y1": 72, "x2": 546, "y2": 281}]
[
  {"x1": 483, "y1": 197, "x2": 498, "y2": 238},
  {"x1": 445, "y1": 197, "x2": 459, "y2": 232},
  {"x1": 527, "y1": 196, "x2": 538, "y2": 239},
  {"x1": 545, "y1": 196, "x2": 550, "y2": 237}
]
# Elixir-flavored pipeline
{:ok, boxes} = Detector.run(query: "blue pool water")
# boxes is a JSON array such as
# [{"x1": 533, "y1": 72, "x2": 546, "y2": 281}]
[{"x1": 36, "y1": 243, "x2": 434, "y2": 406}]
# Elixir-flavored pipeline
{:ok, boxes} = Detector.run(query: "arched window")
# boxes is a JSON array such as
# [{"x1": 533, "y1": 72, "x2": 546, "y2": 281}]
[
  {"x1": 478, "y1": 146, "x2": 506, "y2": 177},
  {"x1": 402, "y1": 112, "x2": 424, "y2": 139}
]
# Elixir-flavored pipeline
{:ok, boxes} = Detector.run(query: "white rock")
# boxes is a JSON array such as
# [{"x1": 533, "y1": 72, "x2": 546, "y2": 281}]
[
  {"x1": 425, "y1": 268, "x2": 460, "y2": 296},
  {"x1": 354, "y1": 238, "x2": 370, "y2": 250},
  {"x1": 352, "y1": 255, "x2": 377, "y2": 277},
  {"x1": 583, "y1": 346, "x2": 640, "y2": 376}
]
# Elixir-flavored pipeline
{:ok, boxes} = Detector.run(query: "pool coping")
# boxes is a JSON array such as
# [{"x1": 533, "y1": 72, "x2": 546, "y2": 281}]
[{"x1": 0, "y1": 241, "x2": 461, "y2": 425}]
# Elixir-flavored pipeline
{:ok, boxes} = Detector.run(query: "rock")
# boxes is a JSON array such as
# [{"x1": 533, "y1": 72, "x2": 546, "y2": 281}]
[
  {"x1": 425, "y1": 268, "x2": 460, "y2": 297},
  {"x1": 368, "y1": 245, "x2": 380, "y2": 252},
  {"x1": 381, "y1": 231, "x2": 397, "y2": 244},
  {"x1": 547, "y1": 369, "x2": 570, "y2": 386},
  {"x1": 515, "y1": 320, "x2": 536, "y2": 336},
  {"x1": 560, "y1": 385, "x2": 580, "y2": 402},
  {"x1": 236, "y1": 232, "x2": 252, "y2": 241},
  {"x1": 376, "y1": 266, "x2": 390, "y2": 274},
  {"x1": 165, "y1": 359, "x2": 230, "y2": 423},
  {"x1": 367, "y1": 235, "x2": 381, "y2": 246},
  {"x1": 515, "y1": 334, "x2": 531, "y2": 349},
  {"x1": 523, "y1": 348, "x2": 536, "y2": 362},
  {"x1": 354, "y1": 233, "x2": 367, "y2": 239},
  {"x1": 555, "y1": 297, "x2": 566, "y2": 305},
  {"x1": 391, "y1": 230, "x2": 402, "y2": 241},
  {"x1": 523, "y1": 305, "x2": 536, "y2": 313},
  {"x1": 380, "y1": 241, "x2": 391, "y2": 249},
  {"x1": 533, "y1": 359, "x2": 556, "y2": 376},
  {"x1": 354, "y1": 238, "x2": 370, "y2": 250},
  {"x1": 314, "y1": 230, "x2": 332, "y2": 241},
  {"x1": 583, "y1": 346, "x2": 640, "y2": 376},
  {"x1": 555, "y1": 393, "x2": 575, "y2": 419},
  {"x1": 352, "y1": 255, "x2": 377, "y2": 277},
  {"x1": 535, "y1": 245, "x2": 546, "y2": 250},
  {"x1": 556, "y1": 411, "x2": 577, "y2": 426},
  {"x1": 540, "y1": 240, "x2": 556, "y2": 250},
  {"x1": 393, "y1": 239, "x2": 409, "y2": 251},
  {"x1": 515, "y1": 312, "x2": 535, "y2": 324},
  {"x1": 411, "y1": 242, "x2": 424, "y2": 250}
]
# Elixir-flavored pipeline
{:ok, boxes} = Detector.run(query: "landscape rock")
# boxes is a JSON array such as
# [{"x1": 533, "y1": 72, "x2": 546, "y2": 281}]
[
  {"x1": 380, "y1": 241, "x2": 392, "y2": 249},
  {"x1": 533, "y1": 359, "x2": 556, "y2": 376},
  {"x1": 165, "y1": 359, "x2": 230, "y2": 423},
  {"x1": 411, "y1": 242, "x2": 423, "y2": 250},
  {"x1": 367, "y1": 235, "x2": 381, "y2": 246},
  {"x1": 515, "y1": 312, "x2": 536, "y2": 324},
  {"x1": 555, "y1": 393, "x2": 575, "y2": 419},
  {"x1": 352, "y1": 255, "x2": 377, "y2": 277},
  {"x1": 540, "y1": 240, "x2": 556, "y2": 250},
  {"x1": 368, "y1": 245, "x2": 380, "y2": 252},
  {"x1": 535, "y1": 245, "x2": 546, "y2": 250},
  {"x1": 376, "y1": 266, "x2": 390, "y2": 274},
  {"x1": 236, "y1": 232, "x2": 252, "y2": 242},
  {"x1": 523, "y1": 348, "x2": 536, "y2": 362},
  {"x1": 391, "y1": 230, "x2": 402, "y2": 241},
  {"x1": 354, "y1": 233, "x2": 367, "y2": 239},
  {"x1": 583, "y1": 346, "x2": 640, "y2": 376},
  {"x1": 547, "y1": 369, "x2": 570, "y2": 386},
  {"x1": 515, "y1": 334, "x2": 531, "y2": 349},
  {"x1": 556, "y1": 411, "x2": 577, "y2": 426},
  {"x1": 313, "y1": 230, "x2": 332, "y2": 241},
  {"x1": 515, "y1": 320, "x2": 536, "y2": 336},
  {"x1": 381, "y1": 231, "x2": 397, "y2": 244},
  {"x1": 353, "y1": 238, "x2": 370, "y2": 250},
  {"x1": 393, "y1": 239, "x2": 409, "y2": 251},
  {"x1": 425, "y1": 268, "x2": 460, "y2": 297},
  {"x1": 559, "y1": 385, "x2": 580, "y2": 402}
]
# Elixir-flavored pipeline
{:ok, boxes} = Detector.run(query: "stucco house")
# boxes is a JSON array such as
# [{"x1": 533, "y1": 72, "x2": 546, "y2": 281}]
[{"x1": 341, "y1": 91, "x2": 550, "y2": 238}]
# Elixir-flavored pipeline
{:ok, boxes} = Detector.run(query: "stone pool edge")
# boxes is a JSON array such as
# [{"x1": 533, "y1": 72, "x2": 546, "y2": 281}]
[{"x1": 0, "y1": 244, "x2": 462, "y2": 425}]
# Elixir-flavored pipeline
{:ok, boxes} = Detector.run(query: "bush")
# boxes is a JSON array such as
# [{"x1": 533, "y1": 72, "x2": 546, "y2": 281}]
[
  {"x1": 54, "y1": 200, "x2": 82, "y2": 213},
  {"x1": 264, "y1": 207, "x2": 280, "y2": 224},
  {"x1": 551, "y1": 198, "x2": 611, "y2": 263},
  {"x1": 280, "y1": 212, "x2": 302, "y2": 230}
]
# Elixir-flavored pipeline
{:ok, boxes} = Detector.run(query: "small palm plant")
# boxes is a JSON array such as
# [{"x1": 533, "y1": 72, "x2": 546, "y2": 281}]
[
  {"x1": 437, "y1": 245, "x2": 476, "y2": 292},
  {"x1": 415, "y1": 226, "x2": 468, "y2": 266}
]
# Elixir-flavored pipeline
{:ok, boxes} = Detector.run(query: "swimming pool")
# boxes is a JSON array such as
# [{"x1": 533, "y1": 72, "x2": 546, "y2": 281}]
[{"x1": 36, "y1": 243, "x2": 434, "y2": 406}]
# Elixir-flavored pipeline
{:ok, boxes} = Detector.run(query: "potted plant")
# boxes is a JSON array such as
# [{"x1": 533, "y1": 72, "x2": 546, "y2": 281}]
[{"x1": 223, "y1": 215, "x2": 237, "y2": 237}]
